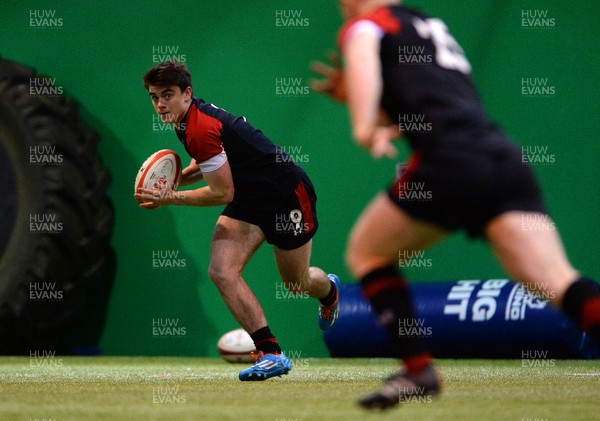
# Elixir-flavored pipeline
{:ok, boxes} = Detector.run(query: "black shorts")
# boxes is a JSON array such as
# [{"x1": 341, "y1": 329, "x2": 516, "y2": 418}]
[
  {"x1": 222, "y1": 175, "x2": 319, "y2": 250},
  {"x1": 387, "y1": 142, "x2": 547, "y2": 238}
]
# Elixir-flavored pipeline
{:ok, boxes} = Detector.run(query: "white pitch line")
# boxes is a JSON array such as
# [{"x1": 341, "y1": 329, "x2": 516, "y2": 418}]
[{"x1": 566, "y1": 373, "x2": 600, "y2": 376}]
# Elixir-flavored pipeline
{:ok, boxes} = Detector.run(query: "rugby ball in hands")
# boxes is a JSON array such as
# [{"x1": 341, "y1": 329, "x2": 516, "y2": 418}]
[
  {"x1": 217, "y1": 328, "x2": 256, "y2": 363},
  {"x1": 134, "y1": 149, "x2": 182, "y2": 209}
]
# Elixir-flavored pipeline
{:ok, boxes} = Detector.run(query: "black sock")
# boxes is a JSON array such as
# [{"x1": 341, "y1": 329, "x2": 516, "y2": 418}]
[
  {"x1": 319, "y1": 279, "x2": 337, "y2": 307},
  {"x1": 562, "y1": 277, "x2": 600, "y2": 347},
  {"x1": 360, "y1": 265, "x2": 431, "y2": 367},
  {"x1": 250, "y1": 326, "x2": 281, "y2": 354}
]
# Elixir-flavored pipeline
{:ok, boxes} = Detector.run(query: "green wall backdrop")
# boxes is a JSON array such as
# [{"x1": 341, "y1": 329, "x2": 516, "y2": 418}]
[{"x1": 1, "y1": 0, "x2": 598, "y2": 357}]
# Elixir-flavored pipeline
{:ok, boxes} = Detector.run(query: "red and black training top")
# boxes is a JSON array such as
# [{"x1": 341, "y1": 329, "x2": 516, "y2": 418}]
[
  {"x1": 338, "y1": 5, "x2": 508, "y2": 153},
  {"x1": 176, "y1": 97, "x2": 306, "y2": 210}
]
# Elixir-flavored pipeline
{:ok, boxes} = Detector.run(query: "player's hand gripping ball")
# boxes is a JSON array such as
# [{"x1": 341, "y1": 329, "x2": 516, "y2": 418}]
[{"x1": 134, "y1": 149, "x2": 182, "y2": 209}]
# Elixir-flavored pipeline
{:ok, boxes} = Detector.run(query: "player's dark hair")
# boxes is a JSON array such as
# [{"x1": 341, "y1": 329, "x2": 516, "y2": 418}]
[{"x1": 143, "y1": 60, "x2": 192, "y2": 92}]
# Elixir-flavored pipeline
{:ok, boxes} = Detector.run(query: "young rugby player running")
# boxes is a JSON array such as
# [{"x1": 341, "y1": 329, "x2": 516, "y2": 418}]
[{"x1": 136, "y1": 60, "x2": 340, "y2": 381}]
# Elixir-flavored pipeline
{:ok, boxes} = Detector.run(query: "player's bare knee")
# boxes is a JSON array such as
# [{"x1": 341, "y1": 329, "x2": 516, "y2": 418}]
[{"x1": 208, "y1": 263, "x2": 236, "y2": 288}]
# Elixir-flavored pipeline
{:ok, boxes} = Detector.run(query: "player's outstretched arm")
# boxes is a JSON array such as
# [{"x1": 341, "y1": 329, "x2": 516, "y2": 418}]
[{"x1": 344, "y1": 28, "x2": 399, "y2": 159}]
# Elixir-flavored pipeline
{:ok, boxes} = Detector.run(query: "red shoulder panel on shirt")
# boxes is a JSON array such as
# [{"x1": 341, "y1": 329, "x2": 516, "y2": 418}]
[
  {"x1": 184, "y1": 103, "x2": 224, "y2": 163},
  {"x1": 338, "y1": 7, "x2": 402, "y2": 50}
]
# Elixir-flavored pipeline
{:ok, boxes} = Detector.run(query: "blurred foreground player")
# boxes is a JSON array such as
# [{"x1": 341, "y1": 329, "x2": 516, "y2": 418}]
[
  {"x1": 136, "y1": 60, "x2": 340, "y2": 381},
  {"x1": 312, "y1": 0, "x2": 600, "y2": 410}
]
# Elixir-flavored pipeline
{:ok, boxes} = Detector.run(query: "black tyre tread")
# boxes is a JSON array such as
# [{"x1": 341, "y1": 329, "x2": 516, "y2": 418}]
[{"x1": 0, "y1": 57, "x2": 115, "y2": 354}]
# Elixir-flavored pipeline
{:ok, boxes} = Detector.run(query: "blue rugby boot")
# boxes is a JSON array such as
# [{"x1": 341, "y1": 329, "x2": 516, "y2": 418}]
[
  {"x1": 238, "y1": 351, "x2": 292, "y2": 381},
  {"x1": 318, "y1": 274, "x2": 341, "y2": 331}
]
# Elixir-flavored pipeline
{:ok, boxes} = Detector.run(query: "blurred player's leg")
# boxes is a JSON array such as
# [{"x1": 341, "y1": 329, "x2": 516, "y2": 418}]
[
  {"x1": 347, "y1": 194, "x2": 448, "y2": 277},
  {"x1": 346, "y1": 193, "x2": 448, "y2": 409},
  {"x1": 486, "y1": 211, "x2": 600, "y2": 346},
  {"x1": 274, "y1": 240, "x2": 341, "y2": 330},
  {"x1": 486, "y1": 211, "x2": 577, "y2": 302}
]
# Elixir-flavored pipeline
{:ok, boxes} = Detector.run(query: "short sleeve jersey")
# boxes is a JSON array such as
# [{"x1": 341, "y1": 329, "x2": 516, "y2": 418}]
[
  {"x1": 176, "y1": 98, "x2": 306, "y2": 210},
  {"x1": 338, "y1": 6, "x2": 507, "y2": 152}
]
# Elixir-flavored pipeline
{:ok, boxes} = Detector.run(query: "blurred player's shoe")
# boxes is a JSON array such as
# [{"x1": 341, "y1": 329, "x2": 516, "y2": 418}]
[
  {"x1": 318, "y1": 274, "x2": 341, "y2": 331},
  {"x1": 238, "y1": 351, "x2": 292, "y2": 381},
  {"x1": 358, "y1": 364, "x2": 441, "y2": 410}
]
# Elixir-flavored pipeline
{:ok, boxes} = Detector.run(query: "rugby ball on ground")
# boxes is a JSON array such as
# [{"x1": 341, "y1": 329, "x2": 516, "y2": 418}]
[
  {"x1": 217, "y1": 328, "x2": 256, "y2": 363},
  {"x1": 134, "y1": 149, "x2": 182, "y2": 209}
]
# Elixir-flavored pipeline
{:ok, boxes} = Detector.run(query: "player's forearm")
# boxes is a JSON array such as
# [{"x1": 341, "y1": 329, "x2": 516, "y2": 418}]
[
  {"x1": 344, "y1": 31, "x2": 383, "y2": 150},
  {"x1": 180, "y1": 170, "x2": 204, "y2": 186},
  {"x1": 180, "y1": 160, "x2": 203, "y2": 186},
  {"x1": 347, "y1": 80, "x2": 380, "y2": 149},
  {"x1": 173, "y1": 185, "x2": 233, "y2": 207}
]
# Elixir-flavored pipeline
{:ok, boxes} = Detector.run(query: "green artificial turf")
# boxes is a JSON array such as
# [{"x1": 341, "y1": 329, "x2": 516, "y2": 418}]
[{"x1": 0, "y1": 357, "x2": 598, "y2": 420}]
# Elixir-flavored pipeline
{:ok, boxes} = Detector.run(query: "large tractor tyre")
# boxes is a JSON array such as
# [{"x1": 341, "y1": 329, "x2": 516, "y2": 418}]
[{"x1": 0, "y1": 58, "x2": 115, "y2": 354}]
